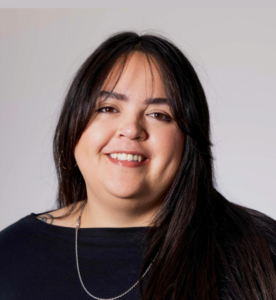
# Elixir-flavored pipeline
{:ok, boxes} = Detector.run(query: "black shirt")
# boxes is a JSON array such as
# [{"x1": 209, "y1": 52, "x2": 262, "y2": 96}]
[{"x1": 0, "y1": 211, "x2": 150, "y2": 300}]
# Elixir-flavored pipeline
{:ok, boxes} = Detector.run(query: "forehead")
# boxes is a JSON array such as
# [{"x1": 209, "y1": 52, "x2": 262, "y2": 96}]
[{"x1": 100, "y1": 51, "x2": 166, "y2": 97}]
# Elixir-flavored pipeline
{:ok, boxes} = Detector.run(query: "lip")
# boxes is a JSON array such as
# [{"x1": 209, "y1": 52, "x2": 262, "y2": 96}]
[
  {"x1": 106, "y1": 154, "x2": 149, "y2": 167},
  {"x1": 106, "y1": 151, "x2": 148, "y2": 160}
]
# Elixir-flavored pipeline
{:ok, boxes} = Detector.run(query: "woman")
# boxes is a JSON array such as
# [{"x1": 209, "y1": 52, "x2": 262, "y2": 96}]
[{"x1": 1, "y1": 31, "x2": 276, "y2": 300}]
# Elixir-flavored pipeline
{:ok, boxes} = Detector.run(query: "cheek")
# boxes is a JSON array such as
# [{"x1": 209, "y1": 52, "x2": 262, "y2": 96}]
[
  {"x1": 152, "y1": 126, "x2": 185, "y2": 157},
  {"x1": 151, "y1": 128, "x2": 185, "y2": 175},
  {"x1": 74, "y1": 123, "x2": 112, "y2": 161}
]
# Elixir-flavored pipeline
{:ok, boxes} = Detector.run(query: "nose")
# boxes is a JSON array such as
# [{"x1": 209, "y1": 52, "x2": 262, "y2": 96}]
[{"x1": 116, "y1": 113, "x2": 146, "y2": 141}]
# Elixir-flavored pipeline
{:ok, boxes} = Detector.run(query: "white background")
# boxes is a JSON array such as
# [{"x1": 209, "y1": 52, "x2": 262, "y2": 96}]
[{"x1": 0, "y1": 8, "x2": 275, "y2": 230}]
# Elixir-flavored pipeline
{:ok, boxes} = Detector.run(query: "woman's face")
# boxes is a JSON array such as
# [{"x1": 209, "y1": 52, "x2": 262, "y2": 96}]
[{"x1": 74, "y1": 52, "x2": 185, "y2": 211}]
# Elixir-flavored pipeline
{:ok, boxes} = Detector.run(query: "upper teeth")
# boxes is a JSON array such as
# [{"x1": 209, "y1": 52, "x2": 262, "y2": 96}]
[{"x1": 110, "y1": 153, "x2": 144, "y2": 162}]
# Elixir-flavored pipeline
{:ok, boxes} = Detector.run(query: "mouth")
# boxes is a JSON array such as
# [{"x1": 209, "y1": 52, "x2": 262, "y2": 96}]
[
  {"x1": 106, "y1": 153, "x2": 149, "y2": 167},
  {"x1": 106, "y1": 152, "x2": 148, "y2": 162}
]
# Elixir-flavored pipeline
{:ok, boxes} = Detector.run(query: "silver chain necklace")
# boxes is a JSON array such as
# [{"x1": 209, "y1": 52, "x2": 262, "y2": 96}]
[{"x1": 75, "y1": 200, "x2": 158, "y2": 300}]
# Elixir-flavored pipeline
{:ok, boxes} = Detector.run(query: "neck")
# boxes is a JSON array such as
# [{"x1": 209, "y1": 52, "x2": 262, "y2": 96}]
[{"x1": 79, "y1": 197, "x2": 160, "y2": 228}]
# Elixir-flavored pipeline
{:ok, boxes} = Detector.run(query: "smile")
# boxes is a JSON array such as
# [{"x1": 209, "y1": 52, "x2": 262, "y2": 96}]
[
  {"x1": 109, "y1": 153, "x2": 146, "y2": 162},
  {"x1": 106, "y1": 154, "x2": 149, "y2": 167}
]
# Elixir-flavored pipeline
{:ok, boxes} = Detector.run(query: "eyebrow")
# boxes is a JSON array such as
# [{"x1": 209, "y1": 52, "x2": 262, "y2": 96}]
[{"x1": 98, "y1": 90, "x2": 169, "y2": 106}]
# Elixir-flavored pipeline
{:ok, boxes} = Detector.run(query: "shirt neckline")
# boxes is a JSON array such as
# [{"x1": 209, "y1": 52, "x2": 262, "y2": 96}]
[{"x1": 26, "y1": 211, "x2": 151, "y2": 239}]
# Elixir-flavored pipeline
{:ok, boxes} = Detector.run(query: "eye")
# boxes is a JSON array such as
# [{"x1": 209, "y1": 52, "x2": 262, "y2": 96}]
[
  {"x1": 96, "y1": 106, "x2": 119, "y2": 113},
  {"x1": 148, "y1": 112, "x2": 172, "y2": 122},
  {"x1": 95, "y1": 106, "x2": 172, "y2": 122}
]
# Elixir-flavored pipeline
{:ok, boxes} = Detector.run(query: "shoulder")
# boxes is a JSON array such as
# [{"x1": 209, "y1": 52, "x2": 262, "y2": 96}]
[
  {"x1": 244, "y1": 206, "x2": 276, "y2": 252},
  {"x1": 229, "y1": 202, "x2": 276, "y2": 266},
  {"x1": 216, "y1": 194, "x2": 276, "y2": 248},
  {"x1": 0, "y1": 214, "x2": 31, "y2": 243},
  {"x1": 35, "y1": 200, "x2": 85, "y2": 228},
  {"x1": 0, "y1": 200, "x2": 85, "y2": 242},
  {"x1": 215, "y1": 195, "x2": 276, "y2": 262},
  {"x1": 0, "y1": 213, "x2": 37, "y2": 261}
]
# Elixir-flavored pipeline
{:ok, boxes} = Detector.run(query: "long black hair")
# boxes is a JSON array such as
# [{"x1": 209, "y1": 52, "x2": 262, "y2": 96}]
[{"x1": 53, "y1": 31, "x2": 276, "y2": 299}]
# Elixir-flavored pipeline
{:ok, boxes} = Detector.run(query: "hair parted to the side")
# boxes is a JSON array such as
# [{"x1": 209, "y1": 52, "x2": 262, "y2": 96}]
[{"x1": 53, "y1": 31, "x2": 276, "y2": 299}]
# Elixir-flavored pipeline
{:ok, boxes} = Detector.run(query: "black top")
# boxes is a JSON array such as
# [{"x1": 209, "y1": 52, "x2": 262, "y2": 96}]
[{"x1": 0, "y1": 210, "x2": 150, "y2": 300}]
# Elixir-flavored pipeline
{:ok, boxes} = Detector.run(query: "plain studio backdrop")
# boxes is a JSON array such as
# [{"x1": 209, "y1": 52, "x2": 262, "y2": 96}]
[{"x1": 0, "y1": 8, "x2": 275, "y2": 230}]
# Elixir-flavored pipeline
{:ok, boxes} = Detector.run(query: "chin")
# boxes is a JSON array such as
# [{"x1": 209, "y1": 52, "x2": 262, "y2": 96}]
[{"x1": 106, "y1": 185, "x2": 147, "y2": 200}]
